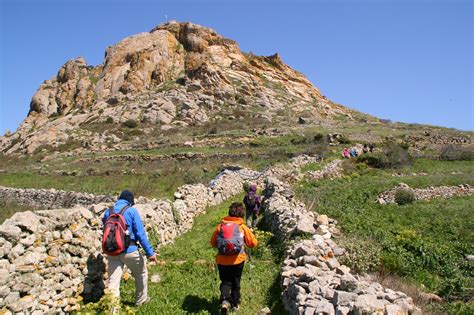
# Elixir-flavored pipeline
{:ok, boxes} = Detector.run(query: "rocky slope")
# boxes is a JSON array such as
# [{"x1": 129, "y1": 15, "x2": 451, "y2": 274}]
[{"x1": 1, "y1": 21, "x2": 363, "y2": 155}]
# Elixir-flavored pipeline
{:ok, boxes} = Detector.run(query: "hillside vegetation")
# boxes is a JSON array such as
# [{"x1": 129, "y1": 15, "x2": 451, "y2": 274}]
[{"x1": 297, "y1": 158, "x2": 474, "y2": 314}]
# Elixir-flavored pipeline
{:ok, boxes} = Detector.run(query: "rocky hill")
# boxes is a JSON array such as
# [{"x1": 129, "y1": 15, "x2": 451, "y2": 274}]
[{"x1": 1, "y1": 21, "x2": 367, "y2": 155}]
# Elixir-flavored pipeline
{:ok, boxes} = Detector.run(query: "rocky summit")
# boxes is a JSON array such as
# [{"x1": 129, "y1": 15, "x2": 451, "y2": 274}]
[{"x1": 1, "y1": 21, "x2": 362, "y2": 155}]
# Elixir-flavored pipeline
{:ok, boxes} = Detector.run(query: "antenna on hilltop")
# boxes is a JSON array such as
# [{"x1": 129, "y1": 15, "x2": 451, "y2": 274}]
[{"x1": 165, "y1": 14, "x2": 168, "y2": 22}]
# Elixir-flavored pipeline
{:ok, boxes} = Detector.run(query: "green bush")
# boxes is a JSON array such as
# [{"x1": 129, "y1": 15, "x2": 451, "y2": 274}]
[
  {"x1": 313, "y1": 133, "x2": 325, "y2": 143},
  {"x1": 123, "y1": 119, "x2": 138, "y2": 128},
  {"x1": 380, "y1": 142, "x2": 412, "y2": 169},
  {"x1": 394, "y1": 188, "x2": 416, "y2": 205},
  {"x1": 105, "y1": 117, "x2": 113, "y2": 124},
  {"x1": 358, "y1": 143, "x2": 412, "y2": 169},
  {"x1": 357, "y1": 155, "x2": 383, "y2": 168},
  {"x1": 339, "y1": 237, "x2": 382, "y2": 273},
  {"x1": 341, "y1": 160, "x2": 357, "y2": 176},
  {"x1": 338, "y1": 135, "x2": 351, "y2": 144},
  {"x1": 439, "y1": 145, "x2": 474, "y2": 161}
]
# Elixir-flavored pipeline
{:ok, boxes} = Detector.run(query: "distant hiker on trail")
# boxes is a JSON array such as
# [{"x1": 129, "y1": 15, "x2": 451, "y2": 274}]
[
  {"x1": 243, "y1": 183, "x2": 261, "y2": 228},
  {"x1": 369, "y1": 143, "x2": 375, "y2": 152},
  {"x1": 350, "y1": 147, "x2": 358, "y2": 158},
  {"x1": 343, "y1": 148, "x2": 350, "y2": 159},
  {"x1": 211, "y1": 202, "x2": 258, "y2": 314},
  {"x1": 363, "y1": 143, "x2": 370, "y2": 153},
  {"x1": 102, "y1": 190, "x2": 157, "y2": 306}
]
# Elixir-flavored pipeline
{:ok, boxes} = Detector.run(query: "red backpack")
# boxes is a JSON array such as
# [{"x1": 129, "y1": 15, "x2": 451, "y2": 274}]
[
  {"x1": 102, "y1": 205, "x2": 131, "y2": 256},
  {"x1": 217, "y1": 222, "x2": 244, "y2": 255}
]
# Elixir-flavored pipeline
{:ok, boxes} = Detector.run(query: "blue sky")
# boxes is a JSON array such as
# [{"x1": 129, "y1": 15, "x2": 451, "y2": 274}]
[{"x1": 1, "y1": 0, "x2": 472, "y2": 134}]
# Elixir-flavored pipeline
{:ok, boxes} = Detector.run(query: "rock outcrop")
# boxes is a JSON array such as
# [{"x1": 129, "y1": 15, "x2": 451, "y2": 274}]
[{"x1": 1, "y1": 21, "x2": 359, "y2": 155}]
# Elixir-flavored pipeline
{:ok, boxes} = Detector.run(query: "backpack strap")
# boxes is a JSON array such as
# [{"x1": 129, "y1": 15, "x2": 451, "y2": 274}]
[{"x1": 119, "y1": 205, "x2": 130, "y2": 215}]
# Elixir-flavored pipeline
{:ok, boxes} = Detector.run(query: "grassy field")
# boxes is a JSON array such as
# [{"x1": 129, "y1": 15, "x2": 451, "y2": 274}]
[
  {"x1": 0, "y1": 133, "x2": 330, "y2": 200},
  {"x1": 0, "y1": 200, "x2": 36, "y2": 224},
  {"x1": 296, "y1": 158, "x2": 474, "y2": 313},
  {"x1": 111, "y1": 196, "x2": 286, "y2": 314}
]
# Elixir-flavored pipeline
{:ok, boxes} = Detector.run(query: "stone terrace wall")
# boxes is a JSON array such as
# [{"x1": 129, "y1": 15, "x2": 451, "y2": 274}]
[
  {"x1": 0, "y1": 167, "x2": 261, "y2": 314},
  {"x1": 262, "y1": 177, "x2": 422, "y2": 315},
  {"x1": 0, "y1": 186, "x2": 114, "y2": 209},
  {"x1": 377, "y1": 183, "x2": 473, "y2": 204}
]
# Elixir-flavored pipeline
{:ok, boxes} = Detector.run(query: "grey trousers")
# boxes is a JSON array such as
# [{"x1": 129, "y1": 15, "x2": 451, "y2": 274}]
[
  {"x1": 245, "y1": 208, "x2": 257, "y2": 228},
  {"x1": 107, "y1": 250, "x2": 148, "y2": 305}
]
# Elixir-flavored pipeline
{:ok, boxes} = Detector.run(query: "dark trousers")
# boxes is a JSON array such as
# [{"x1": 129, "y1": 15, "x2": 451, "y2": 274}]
[{"x1": 217, "y1": 262, "x2": 245, "y2": 306}]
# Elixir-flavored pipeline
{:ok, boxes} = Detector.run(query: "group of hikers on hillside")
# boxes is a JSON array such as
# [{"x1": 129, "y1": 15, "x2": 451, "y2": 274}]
[
  {"x1": 102, "y1": 184, "x2": 262, "y2": 314},
  {"x1": 342, "y1": 143, "x2": 374, "y2": 159}
]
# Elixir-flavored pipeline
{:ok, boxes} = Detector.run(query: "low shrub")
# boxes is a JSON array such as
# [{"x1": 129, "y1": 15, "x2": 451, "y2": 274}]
[
  {"x1": 123, "y1": 119, "x2": 138, "y2": 129},
  {"x1": 341, "y1": 160, "x2": 357, "y2": 176},
  {"x1": 380, "y1": 142, "x2": 412, "y2": 169},
  {"x1": 394, "y1": 188, "x2": 416, "y2": 205},
  {"x1": 339, "y1": 236, "x2": 382, "y2": 273},
  {"x1": 338, "y1": 135, "x2": 351, "y2": 144},
  {"x1": 439, "y1": 145, "x2": 474, "y2": 161},
  {"x1": 358, "y1": 143, "x2": 412, "y2": 169},
  {"x1": 357, "y1": 155, "x2": 383, "y2": 168},
  {"x1": 313, "y1": 133, "x2": 325, "y2": 143}
]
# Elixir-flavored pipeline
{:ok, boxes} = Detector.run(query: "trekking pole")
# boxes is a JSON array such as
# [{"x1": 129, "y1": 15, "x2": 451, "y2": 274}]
[{"x1": 246, "y1": 247, "x2": 254, "y2": 308}]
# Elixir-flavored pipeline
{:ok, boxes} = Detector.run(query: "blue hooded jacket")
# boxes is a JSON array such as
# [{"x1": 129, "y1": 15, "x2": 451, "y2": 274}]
[{"x1": 102, "y1": 199, "x2": 155, "y2": 257}]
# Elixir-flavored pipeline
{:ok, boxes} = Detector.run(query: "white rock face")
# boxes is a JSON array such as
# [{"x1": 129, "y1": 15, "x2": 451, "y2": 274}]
[{"x1": 0, "y1": 22, "x2": 360, "y2": 155}]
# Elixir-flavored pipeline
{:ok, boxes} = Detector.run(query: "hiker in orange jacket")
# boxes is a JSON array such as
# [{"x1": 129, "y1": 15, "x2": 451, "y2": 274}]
[{"x1": 211, "y1": 202, "x2": 258, "y2": 313}]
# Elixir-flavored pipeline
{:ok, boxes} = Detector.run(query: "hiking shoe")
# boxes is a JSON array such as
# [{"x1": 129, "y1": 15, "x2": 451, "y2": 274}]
[
  {"x1": 231, "y1": 304, "x2": 240, "y2": 312},
  {"x1": 136, "y1": 297, "x2": 151, "y2": 306},
  {"x1": 220, "y1": 300, "x2": 231, "y2": 314}
]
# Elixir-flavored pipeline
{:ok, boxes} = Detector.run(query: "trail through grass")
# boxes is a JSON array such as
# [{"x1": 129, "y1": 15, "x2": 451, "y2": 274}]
[{"x1": 120, "y1": 196, "x2": 286, "y2": 314}]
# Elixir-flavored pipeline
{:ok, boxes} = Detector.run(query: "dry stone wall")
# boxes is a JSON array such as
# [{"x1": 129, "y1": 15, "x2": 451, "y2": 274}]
[
  {"x1": 262, "y1": 177, "x2": 422, "y2": 315},
  {"x1": 305, "y1": 159, "x2": 343, "y2": 181},
  {"x1": 377, "y1": 183, "x2": 473, "y2": 204},
  {"x1": 0, "y1": 186, "x2": 114, "y2": 209},
  {"x1": 0, "y1": 167, "x2": 260, "y2": 314}
]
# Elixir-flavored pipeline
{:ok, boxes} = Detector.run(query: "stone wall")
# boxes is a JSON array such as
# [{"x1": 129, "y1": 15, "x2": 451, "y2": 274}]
[
  {"x1": 262, "y1": 177, "x2": 421, "y2": 315},
  {"x1": 0, "y1": 166, "x2": 261, "y2": 314},
  {"x1": 306, "y1": 159, "x2": 343, "y2": 181},
  {"x1": 0, "y1": 186, "x2": 114, "y2": 209},
  {"x1": 377, "y1": 183, "x2": 473, "y2": 204}
]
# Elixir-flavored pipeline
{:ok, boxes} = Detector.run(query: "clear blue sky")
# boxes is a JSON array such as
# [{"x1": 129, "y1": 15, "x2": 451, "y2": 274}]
[{"x1": 1, "y1": 0, "x2": 472, "y2": 134}]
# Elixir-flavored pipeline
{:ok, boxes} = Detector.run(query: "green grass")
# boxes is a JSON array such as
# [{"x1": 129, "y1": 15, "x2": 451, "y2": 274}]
[
  {"x1": 0, "y1": 138, "x2": 330, "y2": 200},
  {"x1": 296, "y1": 158, "x2": 474, "y2": 312},
  {"x1": 0, "y1": 200, "x2": 36, "y2": 224},
  {"x1": 118, "y1": 196, "x2": 286, "y2": 314}
]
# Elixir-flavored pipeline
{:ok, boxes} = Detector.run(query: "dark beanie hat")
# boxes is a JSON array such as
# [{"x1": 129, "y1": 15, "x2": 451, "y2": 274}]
[
  {"x1": 119, "y1": 190, "x2": 134, "y2": 205},
  {"x1": 228, "y1": 202, "x2": 244, "y2": 218}
]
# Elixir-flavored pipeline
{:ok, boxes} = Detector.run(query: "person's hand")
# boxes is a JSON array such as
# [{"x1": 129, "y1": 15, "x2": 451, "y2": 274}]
[{"x1": 148, "y1": 253, "x2": 158, "y2": 263}]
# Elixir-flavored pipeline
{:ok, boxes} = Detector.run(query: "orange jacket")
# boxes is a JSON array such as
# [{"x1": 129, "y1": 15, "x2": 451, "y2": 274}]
[{"x1": 210, "y1": 216, "x2": 258, "y2": 265}]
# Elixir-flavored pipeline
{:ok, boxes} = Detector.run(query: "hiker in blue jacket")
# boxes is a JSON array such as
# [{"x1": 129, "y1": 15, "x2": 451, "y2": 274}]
[{"x1": 102, "y1": 190, "x2": 157, "y2": 306}]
